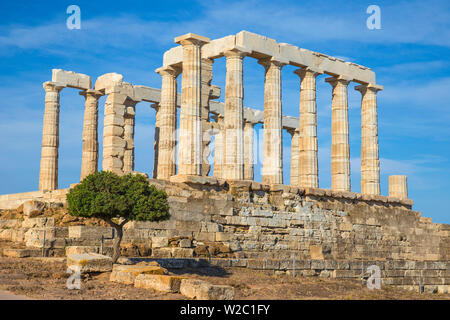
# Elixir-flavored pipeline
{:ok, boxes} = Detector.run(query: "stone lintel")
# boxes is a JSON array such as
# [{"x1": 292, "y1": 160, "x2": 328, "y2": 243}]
[{"x1": 52, "y1": 69, "x2": 91, "y2": 90}]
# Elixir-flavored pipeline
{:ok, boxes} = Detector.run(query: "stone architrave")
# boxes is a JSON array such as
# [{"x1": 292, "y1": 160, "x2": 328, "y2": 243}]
[
  {"x1": 155, "y1": 66, "x2": 180, "y2": 180},
  {"x1": 244, "y1": 120, "x2": 256, "y2": 181},
  {"x1": 326, "y1": 76, "x2": 351, "y2": 192},
  {"x1": 123, "y1": 100, "x2": 137, "y2": 174},
  {"x1": 39, "y1": 81, "x2": 65, "y2": 191},
  {"x1": 79, "y1": 89, "x2": 103, "y2": 181},
  {"x1": 389, "y1": 175, "x2": 408, "y2": 199},
  {"x1": 174, "y1": 33, "x2": 210, "y2": 176},
  {"x1": 287, "y1": 128, "x2": 300, "y2": 187},
  {"x1": 355, "y1": 83, "x2": 383, "y2": 195},
  {"x1": 294, "y1": 67, "x2": 321, "y2": 188},
  {"x1": 258, "y1": 57, "x2": 287, "y2": 185},
  {"x1": 223, "y1": 47, "x2": 248, "y2": 180}
]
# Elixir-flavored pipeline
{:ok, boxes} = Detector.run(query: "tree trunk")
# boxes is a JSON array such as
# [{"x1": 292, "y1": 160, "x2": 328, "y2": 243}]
[{"x1": 106, "y1": 218, "x2": 128, "y2": 263}]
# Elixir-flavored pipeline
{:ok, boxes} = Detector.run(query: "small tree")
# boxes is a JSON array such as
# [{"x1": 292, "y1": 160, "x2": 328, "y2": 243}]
[{"x1": 66, "y1": 171, "x2": 170, "y2": 263}]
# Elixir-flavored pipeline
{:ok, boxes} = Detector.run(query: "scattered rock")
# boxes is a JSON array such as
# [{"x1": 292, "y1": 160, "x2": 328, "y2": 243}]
[
  {"x1": 66, "y1": 253, "x2": 113, "y2": 273},
  {"x1": 22, "y1": 200, "x2": 45, "y2": 217},
  {"x1": 180, "y1": 279, "x2": 235, "y2": 300},
  {"x1": 134, "y1": 274, "x2": 185, "y2": 293},
  {"x1": 110, "y1": 262, "x2": 168, "y2": 285}
]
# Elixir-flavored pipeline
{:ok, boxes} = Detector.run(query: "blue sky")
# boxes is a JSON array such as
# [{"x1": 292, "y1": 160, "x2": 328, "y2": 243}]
[{"x1": 0, "y1": 0, "x2": 449, "y2": 224}]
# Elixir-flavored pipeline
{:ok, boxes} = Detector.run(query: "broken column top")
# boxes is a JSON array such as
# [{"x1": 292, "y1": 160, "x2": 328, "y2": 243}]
[
  {"x1": 94, "y1": 73, "x2": 124, "y2": 92},
  {"x1": 52, "y1": 69, "x2": 91, "y2": 90}
]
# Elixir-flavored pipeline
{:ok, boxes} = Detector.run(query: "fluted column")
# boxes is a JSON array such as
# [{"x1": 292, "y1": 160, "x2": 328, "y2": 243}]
[
  {"x1": 155, "y1": 66, "x2": 180, "y2": 180},
  {"x1": 39, "y1": 81, "x2": 64, "y2": 191},
  {"x1": 326, "y1": 76, "x2": 351, "y2": 191},
  {"x1": 123, "y1": 101, "x2": 137, "y2": 174},
  {"x1": 389, "y1": 175, "x2": 408, "y2": 199},
  {"x1": 258, "y1": 57, "x2": 287, "y2": 185},
  {"x1": 201, "y1": 58, "x2": 214, "y2": 176},
  {"x1": 174, "y1": 33, "x2": 210, "y2": 176},
  {"x1": 213, "y1": 115, "x2": 224, "y2": 179},
  {"x1": 80, "y1": 89, "x2": 102, "y2": 180},
  {"x1": 223, "y1": 48, "x2": 248, "y2": 180},
  {"x1": 355, "y1": 84, "x2": 383, "y2": 195},
  {"x1": 294, "y1": 68, "x2": 321, "y2": 188},
  {"x1": 244, "y1": 120, "x2": 256, "y2": 181},
  {"x1": 288, "y1": 128, "x2": 300, "y2": 186}
]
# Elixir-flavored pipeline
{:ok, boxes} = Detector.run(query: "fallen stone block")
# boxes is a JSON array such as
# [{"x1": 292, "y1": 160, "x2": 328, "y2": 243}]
[
  {"x1": 67, "y1": 253, "x2": 113, "y2": 273},
  {"x1": 134, "y1": 274, "x2": 185, "y2": 293},
  {"x1": 22, "y1": 200, "x2": 45, "y2": 217},
  {"x1": 180, "y1": 279, "x2": 235, "y2": 300},
  {"x1": 110, "y1": 262, "x2": 168, "y2": 285}
]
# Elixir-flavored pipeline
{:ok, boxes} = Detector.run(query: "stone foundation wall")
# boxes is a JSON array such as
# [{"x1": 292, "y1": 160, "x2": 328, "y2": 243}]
[{"x1": 0, "y1": 179, "x2": 448, "y2": 293}]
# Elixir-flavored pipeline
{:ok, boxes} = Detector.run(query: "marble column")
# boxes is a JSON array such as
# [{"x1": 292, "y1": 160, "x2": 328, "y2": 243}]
[
  {"x1": 201, "y1": 58, "x2": 214, "y2": 176},
  {"x1": 79, "y1": 89, "x2": 102, "y2": 181},
  {"x1": 258, "y1": 57, "x2": 287, "y2": 185},
  {"x1": 389, "y1": 175, "x2": 408, "y2": 199},
  {"x1": 174, "y1": 33, "x2": 210, "y2": 176},
  {"x1": 151, "y1": 103, "x2": 160, "y2": 179},
  {"x1": 39, "y1": 81, "x2": 65, "y2": 191},
  {"x1": 244, "y1": 120, "x2": 256, "y2": 181},
  {"x1": 294, "y1": 68, "x2": 321, "y2": 188},
  {"x1": 288, "y1": 128, "x2": 300, "y2": 187},
  {"x1": 326, "y1": 76, "x2": 351, "y2": 191},
  {"x1": 213, "y1": 115, "x2": 224, "y2": 179},
  {"x1": 155, "y1": 66, "x2": 180, "y2": 180},
  {"x1": 123, "y1": 101, "x2": 137, "y2": 174},
  {"x1": 355, "y1": 84, "x2": 383, "y2": 195},
  {"x1": 223, "y1": 48, "x2": 248, "y2": 180}
]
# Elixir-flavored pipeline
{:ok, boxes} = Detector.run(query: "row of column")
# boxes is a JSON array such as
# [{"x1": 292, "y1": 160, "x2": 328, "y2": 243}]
[{"x1": 156, "y1": 33, "x2": 383, "y2": 195}]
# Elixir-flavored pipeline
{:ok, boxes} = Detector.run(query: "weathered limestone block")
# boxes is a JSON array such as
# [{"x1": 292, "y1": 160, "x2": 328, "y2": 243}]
[
  {"x1": 134, "y1": 274, "x2": 184, "y2": 293},
  {"x1": 68, "y1": 226, "x2": 114, "y2": 239},
  {"x1": 110, "y1": 263, "x2": 168, "y2": 285},
  {"x1": 67, "y1": 253, "x2": 113, "y2": 273},
  {"x1": 22, "y1": 217, "x2": 54, "y2": 229},
  {"x1": 180, "y1": 278, "x2": 235, "y2": 300},
  {"x1": 65, "y1": 246, "x2": 100, "y2": 255},
  {"x1": 389, "y1": 175, "x2": 408, "y2": 199},
  {"x1": 52, "y1": 69, "x2": 91, "y2": 90},
  {"x1": 22, "y1": 200, "x2": 45, "y2": 217},
  {"x1": 151, "y1": 236, "x2": 169, "y2": 248},
  {"x1": 2, "y1": 248, "x2": 41, "y2": 258}
]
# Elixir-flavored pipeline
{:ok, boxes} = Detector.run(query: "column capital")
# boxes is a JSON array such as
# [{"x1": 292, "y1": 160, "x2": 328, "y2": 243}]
[
  {"x1": 257, "y1": 56, "x2": 289, "y2": 69},
  {"x1": 355, "y1": 83, "x2": 383, "y2": 93},
  {"x1": 293, "y1": 67, "x2": 322, "y2": 78},
  {"x1": 325, "y1": 75, "x2": 351, "y2": 87},
  {"x1": 223, "y1": 46, "x2": 251, "y2": 58},
  {"x1": 79, "y1": 89, "x2": 103, "y2": 98},
  {"x1": 43, "y1": 81, "x2": 65, "y2": 92},
  {"x1": 286, "y1": 127, "x2": 300, "y2": 136},
  {"x1": 174, "y1": 33, "x2": 210, "y2": 46},
  {"x1": 150, "y1": 103, "x2": 160, "y2": 111},
  {"x1": 156, "y1": 65, "x2": 181, "y2": 77}
]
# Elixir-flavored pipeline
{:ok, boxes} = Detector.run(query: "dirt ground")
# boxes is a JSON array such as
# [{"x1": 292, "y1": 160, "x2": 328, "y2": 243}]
[{"x1": 0, "y1": 240, "x2": 449, "y2": 300}]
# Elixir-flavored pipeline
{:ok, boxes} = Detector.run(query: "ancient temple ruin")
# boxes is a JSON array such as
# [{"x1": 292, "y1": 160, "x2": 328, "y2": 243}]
[
  {"x1": 1, "y1": 31, "x2": 448, "y2": 294},
  {"x1": 37, "y1": 31, "x2": 407, "y2": 199}
]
